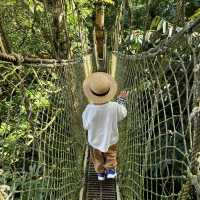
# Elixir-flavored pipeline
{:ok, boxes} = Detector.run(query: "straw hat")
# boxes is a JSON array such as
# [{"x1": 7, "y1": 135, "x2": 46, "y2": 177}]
[{"x1": 83, "y1": 72, "x2": 118, "y2": 104}]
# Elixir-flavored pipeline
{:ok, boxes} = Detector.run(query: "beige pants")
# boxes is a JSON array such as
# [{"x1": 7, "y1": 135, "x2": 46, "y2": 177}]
[{"x1": 90, "y1": 144, "x2": 117, "y2": 173}]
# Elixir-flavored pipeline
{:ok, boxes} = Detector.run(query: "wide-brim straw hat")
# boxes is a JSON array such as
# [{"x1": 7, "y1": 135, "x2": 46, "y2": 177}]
[{"x1": 83, "y1": 72, "x2": 118, "y2": 104}]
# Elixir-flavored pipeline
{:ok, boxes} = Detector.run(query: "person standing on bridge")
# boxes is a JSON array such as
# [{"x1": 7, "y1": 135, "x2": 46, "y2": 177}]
[{"x1": 82, "y1": 72, "x2": 128, "y2": 181}]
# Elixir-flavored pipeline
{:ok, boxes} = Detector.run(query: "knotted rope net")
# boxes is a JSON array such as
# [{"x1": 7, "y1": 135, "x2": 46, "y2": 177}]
[
  {"x1": 0, "y1": 59, "x2": 87, "y2": 199},
  {"x1": 110, "y1": 33, "x2": 200, "y2": 199}
]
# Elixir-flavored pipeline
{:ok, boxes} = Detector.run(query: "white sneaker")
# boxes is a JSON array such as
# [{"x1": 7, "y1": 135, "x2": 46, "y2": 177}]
[
  {"x1": 106, "y1": 169, "x2": 117, "y2": 179},
  {"x1": 97, "y1": 173, "x2": 105, "y2": 181}
]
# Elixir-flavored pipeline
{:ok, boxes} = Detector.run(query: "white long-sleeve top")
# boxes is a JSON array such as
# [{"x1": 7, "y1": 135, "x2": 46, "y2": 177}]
[{"x1": 82, "y1": 101, "x2": 127, "y2": 152}]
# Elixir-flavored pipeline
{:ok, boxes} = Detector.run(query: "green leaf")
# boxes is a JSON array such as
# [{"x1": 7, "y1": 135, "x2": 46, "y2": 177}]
[
  {"x1": 189, "y1": 8, "x2": 200, "y2": 20},
  {"x1": 0, "y1": 0, "x2": 16, "y2": 6},
  {"x1": 0, "y1": 123, "x2": 11, "y2": 135},
  {"x1": 35, "y1": 2, "x2": 44, "y2": 12},
  {"x1": 150, "y1": 16, "x2": 161, "y2": 30}
]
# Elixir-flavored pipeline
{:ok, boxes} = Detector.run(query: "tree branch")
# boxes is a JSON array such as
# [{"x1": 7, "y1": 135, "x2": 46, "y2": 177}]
[{"x1": 0, "y1": 16, "x2": 12, "y2": 53}]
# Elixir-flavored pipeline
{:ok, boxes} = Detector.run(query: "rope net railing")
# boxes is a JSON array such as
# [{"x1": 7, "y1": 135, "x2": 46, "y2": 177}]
[
  {"x1": 110, "y1": 33, "x2": 200, "y2": 200},
  {"x1": 0, "y1": 59, "x2": 87, "y2": 199},
  {"x1": 0, "y1": 14, "x2": 200, "y2": 200}
]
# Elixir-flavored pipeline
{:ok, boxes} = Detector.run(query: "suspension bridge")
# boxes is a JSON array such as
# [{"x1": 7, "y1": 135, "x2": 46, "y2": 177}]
[{"x1": 0, "y1": 15, "x2": 200, "y2": 200}]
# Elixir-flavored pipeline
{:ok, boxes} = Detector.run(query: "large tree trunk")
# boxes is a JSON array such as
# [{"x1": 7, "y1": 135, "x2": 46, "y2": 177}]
[
  {"x1": 124, "y1": 0, "x2": 132, "y2": 26},
  {"x1": 44, "y1": 0, "x2": 70, "y2": 59},
  {"x1": 175, "y1": 0, "x2": 185, "y2": 27}
]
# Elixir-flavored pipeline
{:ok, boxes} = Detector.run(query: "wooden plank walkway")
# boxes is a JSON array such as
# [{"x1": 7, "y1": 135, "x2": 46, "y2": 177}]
[{"x1": 81, "y1": 148, "x2": 118, "y2": 200}]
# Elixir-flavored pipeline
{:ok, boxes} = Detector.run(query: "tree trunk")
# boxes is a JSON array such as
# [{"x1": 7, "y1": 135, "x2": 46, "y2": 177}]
[
  {"x1": 95, "y1": 2, "x2": 105, "y2": 59},
  {"x1": 175, "y1": 0, "x2": 185, "y2": 27},
  {"x1": 44, "y1": 0, "x2": 70, "y2": 59},
  {"x1": 124, "y1": 0, "x2": 132, "y2": 26},
  {"x1": 0, "y1": 16, "x2": 12, "y2": 53}
]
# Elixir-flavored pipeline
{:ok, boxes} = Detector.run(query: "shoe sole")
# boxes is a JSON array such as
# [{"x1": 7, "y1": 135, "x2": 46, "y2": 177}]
[
  {"x1": 98, "y1": 177, "x2": 105, "y2": 181},
  {"x1": 107, "y1": 174, "x2": 117, "y2": 179}
]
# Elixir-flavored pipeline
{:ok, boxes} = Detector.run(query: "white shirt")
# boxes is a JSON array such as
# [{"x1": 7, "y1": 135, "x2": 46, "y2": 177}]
[{"x1": 82, "y1": 102, "x2": 127, "y2": 152}]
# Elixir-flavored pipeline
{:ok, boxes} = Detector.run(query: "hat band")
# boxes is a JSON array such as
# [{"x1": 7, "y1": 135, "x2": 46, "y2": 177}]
[{"x1": 90, "y1": 88, "x2": 110, "y2": 96}]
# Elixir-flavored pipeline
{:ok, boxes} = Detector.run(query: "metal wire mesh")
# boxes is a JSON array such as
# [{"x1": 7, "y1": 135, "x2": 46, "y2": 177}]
[
  {"x1": 0, "y1": 60, "x2": 86, "y2": 199},
  {"x1": 111, "y1": 35, "x2": 200, "y2": 200}
]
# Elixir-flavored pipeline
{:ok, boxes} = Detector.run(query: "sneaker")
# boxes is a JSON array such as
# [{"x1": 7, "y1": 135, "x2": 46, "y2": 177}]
[
  {"x1": 97, "y1": 173, "x2": 105, "y2": 181},
  {"x1": 106, "y1": 169, "x2": 117, "y2": 179}
]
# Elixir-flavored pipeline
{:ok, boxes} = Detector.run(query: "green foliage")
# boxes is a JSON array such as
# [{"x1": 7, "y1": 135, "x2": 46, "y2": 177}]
[
  {"x1": 191, "y1": 0, "x2": 200, "y2": 6},
  {"x1": 150, "y1": 16, "x2": 162, "y2": 30},
  {"x1": 0, "y1": 63, "x2": 60, "y2": 198},
  {"x1": 0, "y1": 0, "x2": 199, "y2": 199},
  {"x1": 0, "y1": 1, "x2": 50, "y2": 55},
  {"x1": 0, "y1": 0, "x2": 199, "y2": 56},
  {"x1": 100, "y1": 0, "x2": 115, "y2": 5},
  {"x1": 189, "y1": 8, "x2": 200, "y2": 20},
  {"x1": 0, "y1": 0, "x2": 16, "y2": 7}
]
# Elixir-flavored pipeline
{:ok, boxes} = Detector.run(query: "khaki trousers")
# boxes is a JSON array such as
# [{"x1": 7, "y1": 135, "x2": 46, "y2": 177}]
[{"x1": 90, "y1": 144, "x2": 117, "y2": 173}]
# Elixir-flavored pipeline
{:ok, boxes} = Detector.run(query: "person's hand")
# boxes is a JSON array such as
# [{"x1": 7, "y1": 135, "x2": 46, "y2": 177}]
[{"x1": 117, "y1": 91, "x2": 129, "y2": 99}]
